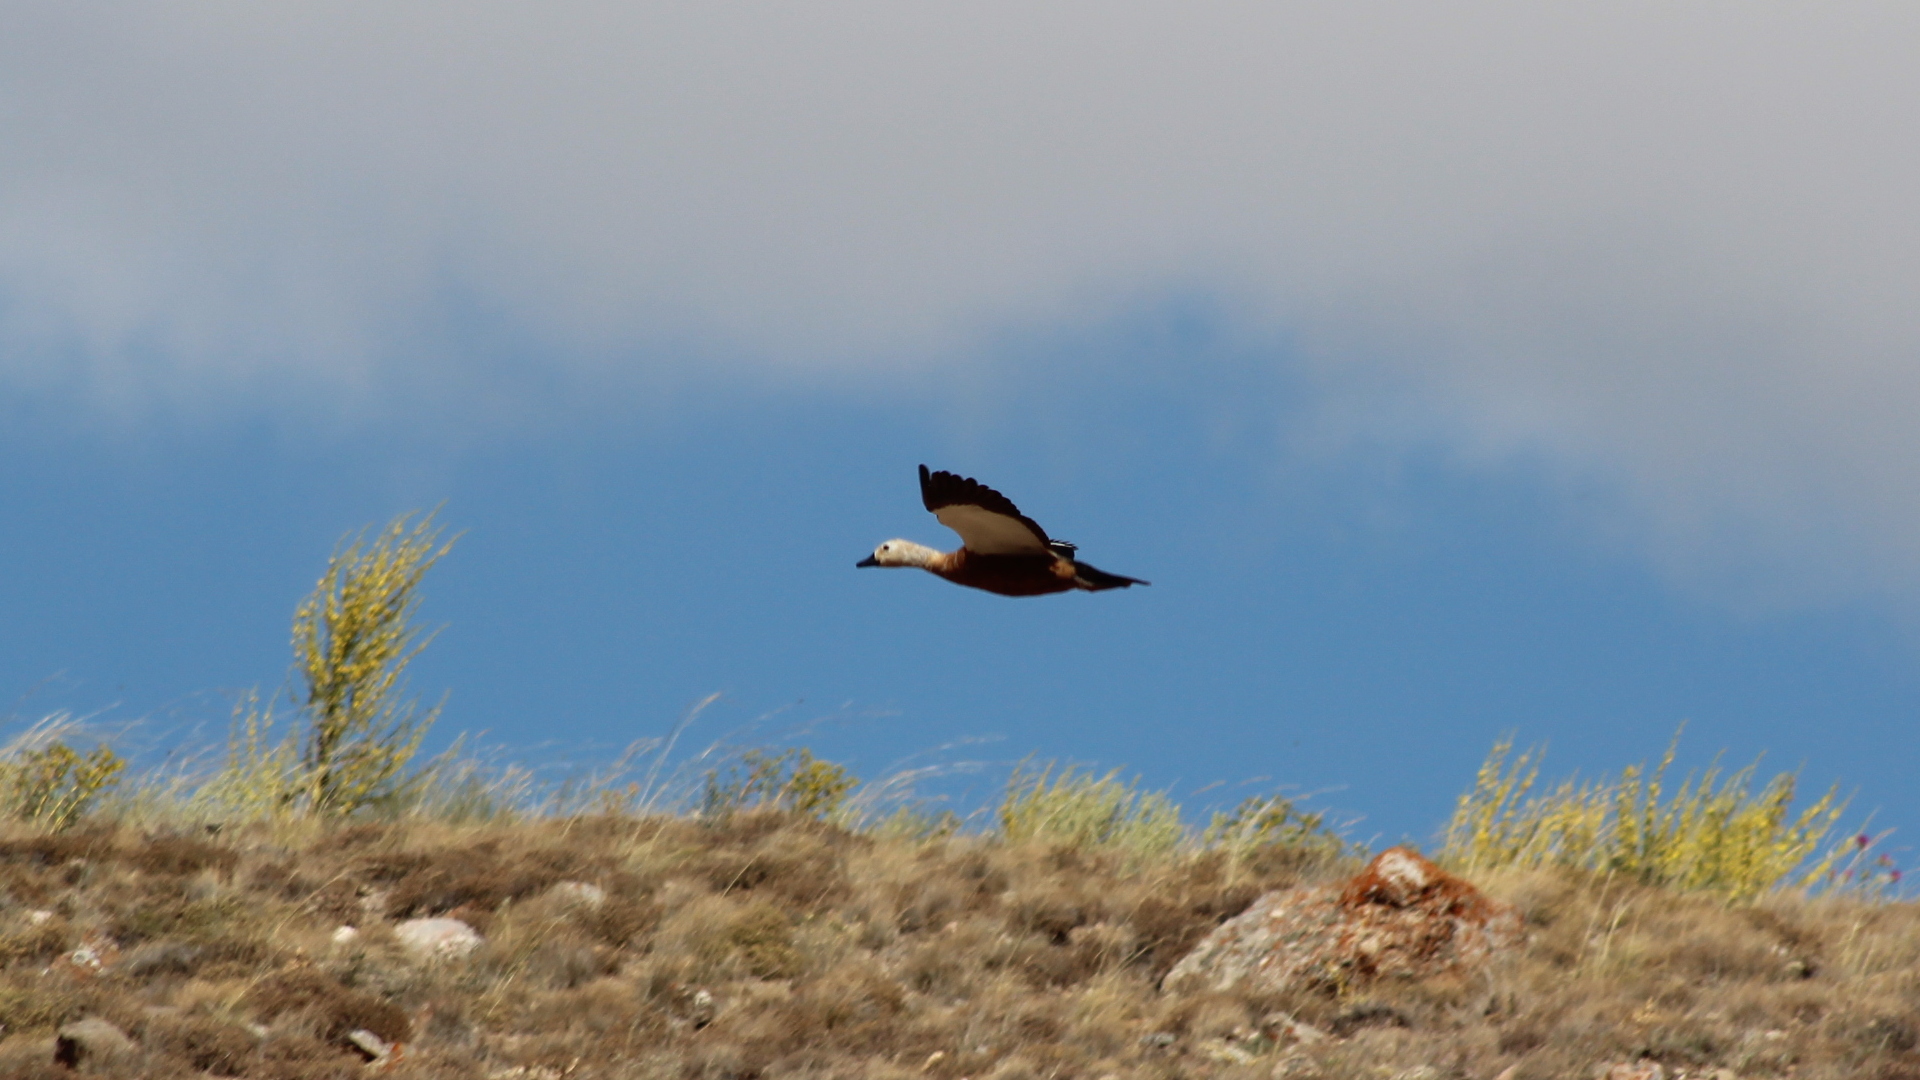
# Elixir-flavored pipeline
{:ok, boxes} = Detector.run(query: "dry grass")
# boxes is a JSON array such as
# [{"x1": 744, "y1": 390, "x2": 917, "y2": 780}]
[
  {"x1": 998, "y1": 763, "x2": 1185, "y2": 860},
  {"x1": 0, "y1": 810, "x2": 1914, "y2": 1079}
]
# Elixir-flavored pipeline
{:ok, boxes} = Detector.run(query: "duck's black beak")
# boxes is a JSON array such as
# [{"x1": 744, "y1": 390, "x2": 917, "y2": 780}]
[{"x1": 856, "y1": 555, "x2": 880, "y2": 568}]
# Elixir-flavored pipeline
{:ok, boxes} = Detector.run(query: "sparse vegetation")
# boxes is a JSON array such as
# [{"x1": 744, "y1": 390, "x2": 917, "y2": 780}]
[
  {"x1": 1442, "y1": 731, "x2": 1851, "y2": 902},
  {"x1": 0, "y1": 786, "x2": 1914, "y2": 1079}
]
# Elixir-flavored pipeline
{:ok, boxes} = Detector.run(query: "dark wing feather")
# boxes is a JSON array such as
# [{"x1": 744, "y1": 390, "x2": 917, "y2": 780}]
[
  {"x1": 1071, "y1": 561, "x2": 1149, "y2": 590},
  {"x1": 919, "y1": 465, "x2": 1053, "y2": 555}
]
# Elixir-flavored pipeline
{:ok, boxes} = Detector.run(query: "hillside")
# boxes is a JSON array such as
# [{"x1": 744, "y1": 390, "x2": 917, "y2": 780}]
[{"x1": 2, "y1": 811, "x2": 1917, "y2": 1080}]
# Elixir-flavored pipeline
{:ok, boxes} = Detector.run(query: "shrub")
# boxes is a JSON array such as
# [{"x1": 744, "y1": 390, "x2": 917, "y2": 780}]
[
  {"x1": 1201, "y1": 792, "x2": 1351, "y2": 860},
  {"x1": 998, "y1": 761, "x2": 1183, "y2": 858},
  {"x1": 1441, "y1": 731, "x2": 1847, "y2": 902},
  {"x1": 701, "y1": 748, "x2": 858, "y2": 820},
  {"x1": 290, "y1": 510, "x2": 457, "y2": 816},
  {"x1": 0, "y1": 734, "x2": 124, "y2": 830}
]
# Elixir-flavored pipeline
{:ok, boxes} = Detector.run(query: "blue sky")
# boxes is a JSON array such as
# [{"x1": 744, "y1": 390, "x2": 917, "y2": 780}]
[{"x1": 3, "y1": 5, "x2": 1919, "y2": 852}]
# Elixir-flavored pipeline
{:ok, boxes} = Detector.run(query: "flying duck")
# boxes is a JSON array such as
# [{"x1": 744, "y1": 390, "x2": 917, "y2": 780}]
[{"x1": 857, "y1": 465, "x2": 1150, "y2": 597}]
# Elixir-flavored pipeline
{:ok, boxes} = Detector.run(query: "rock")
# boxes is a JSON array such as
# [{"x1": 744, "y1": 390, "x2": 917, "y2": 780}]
[
  {"x1": 346, "y1": 1028, "x2": 392, "y2": 1060},
  {"x1": 1163, "y1": 846, "x2": 1522, "y2": 995},
  {"x1": 1597, "y1": 1064, "x2": 1665, "y2": 1080},
  {"x1": 347, "y1": 1027, "x2": 407, "y2": 1072},
  {"x1": 50, "y1": 933, "x2": 120, "y2": 979},
  {"x1": 688, "y1": 988, "x2": 717, "y2": 1028},
  {"x1": 394, "y1": 917, "x2": 483, "y2": 961},
  {"x1": 54, "y1": 1017, "x2": 135, "y2": 1068},
  {"x1": 27, "y1": 910, "x2": 54, "y2": 925},
  {"x1": 331, "y1": 925, "x2": 361, "y2": 946},
  {"x1": 549, "y1": 881, "x2": 608, "y2": 909}
]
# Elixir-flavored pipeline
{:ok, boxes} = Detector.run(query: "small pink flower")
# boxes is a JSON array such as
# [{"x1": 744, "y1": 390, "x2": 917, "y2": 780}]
[
  {"x1": 1891, "y1": 869, "x2": 1902, "y2": 883},
  {"x1": 1856, "y1": 833, "x2": 1872, "y2": 849}
]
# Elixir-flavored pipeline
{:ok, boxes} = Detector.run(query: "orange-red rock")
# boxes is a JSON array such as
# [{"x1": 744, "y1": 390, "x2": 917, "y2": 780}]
[{"x1": 1163, "y1": 846, "x2": 1522, "y2": 994}]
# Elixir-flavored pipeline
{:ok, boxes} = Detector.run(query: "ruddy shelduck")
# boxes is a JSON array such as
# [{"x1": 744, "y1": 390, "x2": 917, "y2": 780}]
[{"x1": 858, "y1": 465, "x2": 1149, "y2": 597}]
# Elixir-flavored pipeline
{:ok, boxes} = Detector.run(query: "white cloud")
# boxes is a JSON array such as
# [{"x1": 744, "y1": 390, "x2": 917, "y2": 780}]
[{"x1": 4, "y1": 3, "x2": 1920, "y2": 594}]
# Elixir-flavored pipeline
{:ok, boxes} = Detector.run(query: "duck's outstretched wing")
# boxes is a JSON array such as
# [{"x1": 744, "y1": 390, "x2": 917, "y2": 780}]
[{"x1": 919, "y1": 465, "x2": 1053, "y2": 556}]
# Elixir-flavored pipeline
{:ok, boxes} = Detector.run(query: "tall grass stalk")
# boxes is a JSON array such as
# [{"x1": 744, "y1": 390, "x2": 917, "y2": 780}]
[
  {"x1": 838, "y1": 762, "x2": 984, "y2": 836},
  {"x1": 398, "y1": 737, "x2": 541, "y2": 824},
  {"x1": 998, "y1": 761, "x2": 1184, "y2": 859},
  {"x1": 633, "y1": 693, "x2": 721, "y2": 814},
  {"x1": 194, "y1": 691, "x2": 305, "y2": 823}
]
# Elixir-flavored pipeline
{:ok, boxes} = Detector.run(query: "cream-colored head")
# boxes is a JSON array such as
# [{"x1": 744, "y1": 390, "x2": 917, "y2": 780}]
[{"x1": 857, "y1": 539, "x2": 940, "y2": 568}]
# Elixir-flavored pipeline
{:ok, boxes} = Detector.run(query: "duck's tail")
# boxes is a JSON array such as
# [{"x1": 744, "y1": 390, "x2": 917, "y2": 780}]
[{"x1": 1072, "y1": 561, "x2": 1150, "y2": 591}]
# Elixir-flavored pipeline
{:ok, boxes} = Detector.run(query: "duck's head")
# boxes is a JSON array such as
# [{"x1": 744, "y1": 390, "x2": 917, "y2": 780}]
[{"x1": 857, "y1": 539, "x2": 938, "y2": 568}]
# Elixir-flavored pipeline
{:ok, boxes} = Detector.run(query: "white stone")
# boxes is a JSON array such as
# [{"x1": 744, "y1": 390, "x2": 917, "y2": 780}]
[
  {"x1": 1374, "y1": 848, "x2": 1432, "y2": 893},
  {"x1": 550, "y1": 881, "x2": 608, "y2": 909},
  {"x1": 394, "y1": 917, "x2": 482, "y2": 960},
  {"x1": 346, "y1": 1028, "x2": 393, "y2": 1062},
  {"x1": 331, "y1": 925, "x2": 361, "y2": 945},
  {"x1": 27, "y1": 910, "x2": 54, "y2": 925}
]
